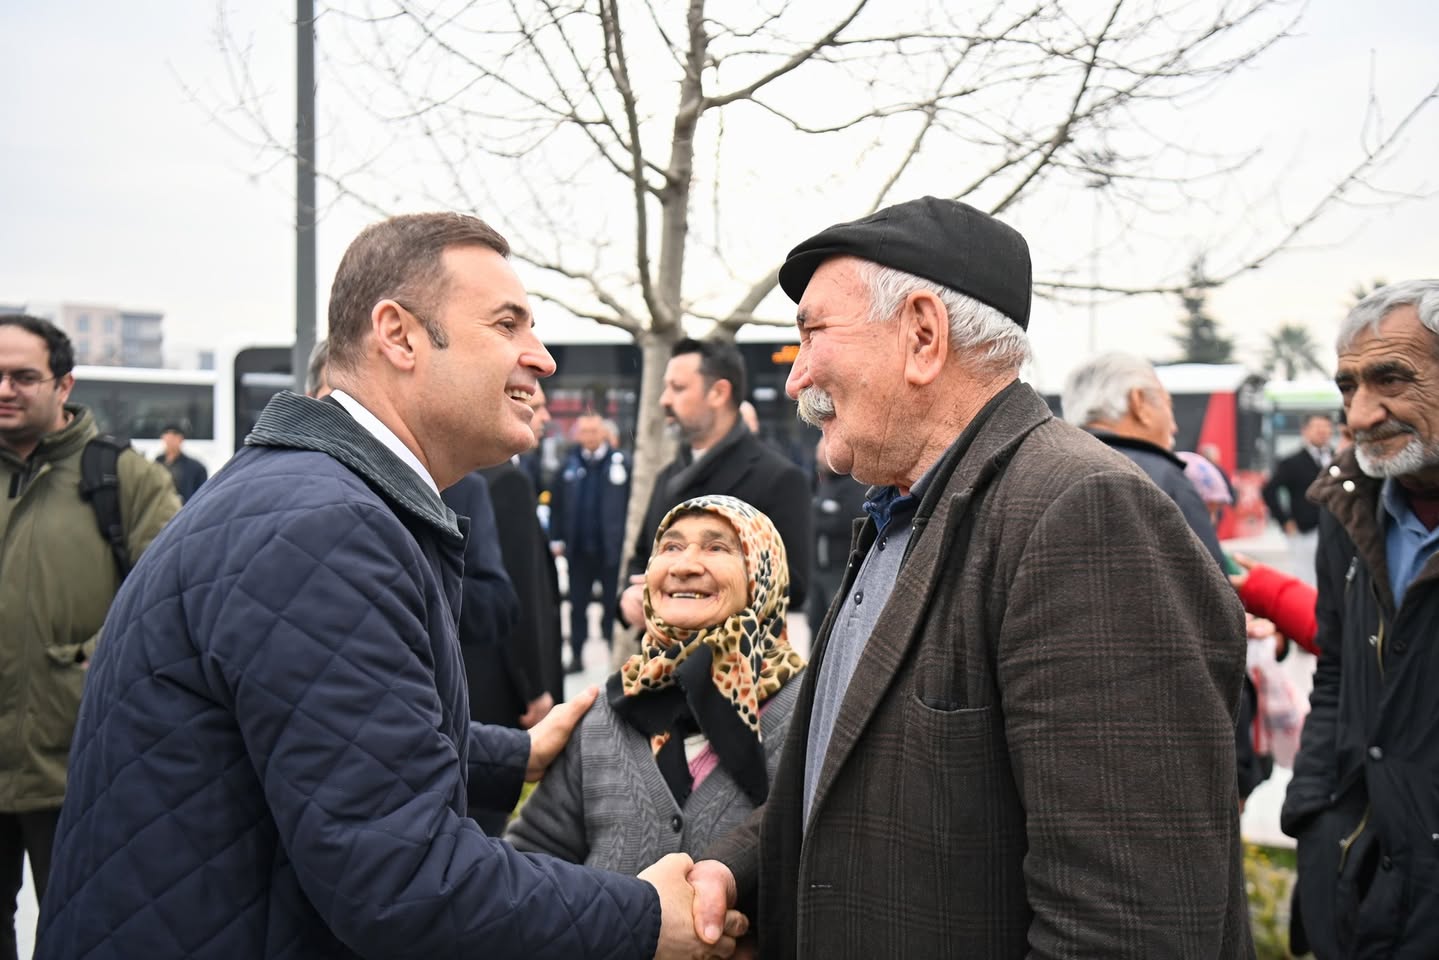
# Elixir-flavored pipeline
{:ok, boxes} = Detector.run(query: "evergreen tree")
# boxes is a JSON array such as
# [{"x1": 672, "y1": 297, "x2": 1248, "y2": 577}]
[{"x1": 1173, "y1": 257, "x2": 1235, "y2": 363}]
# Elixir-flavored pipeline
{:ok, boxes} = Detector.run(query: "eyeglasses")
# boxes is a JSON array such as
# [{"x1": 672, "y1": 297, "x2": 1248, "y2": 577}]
[{"x1": 0, "y1": 370, "x2": 58, "y2": 391}]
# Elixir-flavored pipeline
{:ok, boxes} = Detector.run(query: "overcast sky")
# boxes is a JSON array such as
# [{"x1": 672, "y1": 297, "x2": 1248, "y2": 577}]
[{"x1": 2, "y1": 1, "x2": 1436, "y2": 390}]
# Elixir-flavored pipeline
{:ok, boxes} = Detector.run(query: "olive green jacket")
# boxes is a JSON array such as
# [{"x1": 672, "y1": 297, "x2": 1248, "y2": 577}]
[{"x1": 0, "y1": 405, "x2": 181, "y2": 811}]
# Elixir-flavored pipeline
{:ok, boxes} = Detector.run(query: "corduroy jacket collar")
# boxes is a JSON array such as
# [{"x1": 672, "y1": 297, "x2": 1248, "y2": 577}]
[{"x1": 245, "y1": 391, "x2": 462, "y2": 541}]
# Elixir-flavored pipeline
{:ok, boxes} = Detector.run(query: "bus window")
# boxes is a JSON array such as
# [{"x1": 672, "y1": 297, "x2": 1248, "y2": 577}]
[{"x1": 69, "y1": 379, "x2": 216, "y2": 441}]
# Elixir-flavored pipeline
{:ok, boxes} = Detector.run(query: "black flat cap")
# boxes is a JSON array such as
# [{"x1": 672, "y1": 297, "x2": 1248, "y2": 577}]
[{"x1": 778, "y1": 196, "x2": 1032, "y2": 329}]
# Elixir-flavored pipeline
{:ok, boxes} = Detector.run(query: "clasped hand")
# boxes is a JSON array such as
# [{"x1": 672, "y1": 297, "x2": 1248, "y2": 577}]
[{"x1": 638, "y1": 855, "x2": 748, "y2": 960}]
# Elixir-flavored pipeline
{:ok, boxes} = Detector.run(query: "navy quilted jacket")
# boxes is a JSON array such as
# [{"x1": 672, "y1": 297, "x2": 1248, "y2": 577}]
[{"x1": 36, "y1": 393, "x2": 659, "y2": 959}]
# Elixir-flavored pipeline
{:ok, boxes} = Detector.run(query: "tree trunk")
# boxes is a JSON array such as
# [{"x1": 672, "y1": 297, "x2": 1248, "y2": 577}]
[{"x1": 609, "y1": 327, "x2": 684, "y2": 667}]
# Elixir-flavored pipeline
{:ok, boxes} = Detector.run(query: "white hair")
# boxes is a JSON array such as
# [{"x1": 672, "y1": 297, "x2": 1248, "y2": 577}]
[
  {"x1": 1060, "y1": 352, "x2": 1159, "y2": 426},
  {"x1": 858, "y1": 262, "x2": 1031, "y2": 371},
  {"x1": 1338, "y1": 279, "x2": 1439, "y2": 352}
]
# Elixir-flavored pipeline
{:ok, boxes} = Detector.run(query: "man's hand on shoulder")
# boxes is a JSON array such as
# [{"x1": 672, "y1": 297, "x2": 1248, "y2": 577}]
[{"x1": 525, "y1": 685, "x2": 595, "y2": 781}]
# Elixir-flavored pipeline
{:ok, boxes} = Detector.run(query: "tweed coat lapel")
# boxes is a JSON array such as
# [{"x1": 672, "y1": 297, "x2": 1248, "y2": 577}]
[{"x1": 803, "y1": 382, "x2": 1052, "y2": 827}]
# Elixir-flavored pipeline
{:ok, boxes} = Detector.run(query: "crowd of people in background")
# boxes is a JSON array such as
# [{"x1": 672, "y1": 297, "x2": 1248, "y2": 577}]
[{"x1": 2, "y1": 200, "x2": 1435, "y2": 960}]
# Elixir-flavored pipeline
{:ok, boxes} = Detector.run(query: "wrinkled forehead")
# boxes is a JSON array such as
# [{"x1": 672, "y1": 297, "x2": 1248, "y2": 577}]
[
  {"x1": 795, "y1": 256, "x2": 870, "y2": 322},
  {"x1": 660, "y1": 510, "x2": 740, "y2": 545},
  {"x1": 1338, "y1": 306, "x2": 1438, "y2": 368}
]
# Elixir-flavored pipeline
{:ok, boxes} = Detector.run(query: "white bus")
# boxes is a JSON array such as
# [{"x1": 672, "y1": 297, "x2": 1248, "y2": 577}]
[
  {"x1": 69, "y1": 364, "x2": 225, "y2": 472},
  {"x1": 67, "y1": 343, "x2": 294, "y2": 475}
]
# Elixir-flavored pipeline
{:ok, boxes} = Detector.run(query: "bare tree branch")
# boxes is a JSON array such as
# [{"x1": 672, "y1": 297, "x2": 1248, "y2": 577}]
[
  {"x1": 598, "y1": 0, "x2": 665, "y2": 325},
  {"x1": 702, "y1": 0, "x2": 870, "y2": 110}
]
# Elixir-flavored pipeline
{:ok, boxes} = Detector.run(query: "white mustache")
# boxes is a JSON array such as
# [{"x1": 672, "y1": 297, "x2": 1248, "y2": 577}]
[
  {"x1": 797, "y1": 387, "x2": 835, "y2": 427},
  {"x1": 1354, "y1": 421, "x2": 1417, "y2": 443}
]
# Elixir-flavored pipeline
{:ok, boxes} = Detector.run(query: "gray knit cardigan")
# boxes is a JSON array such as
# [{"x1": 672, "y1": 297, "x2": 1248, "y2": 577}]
[{"x1": 506, "y1": 678, "x2": 802, "y2": 873}]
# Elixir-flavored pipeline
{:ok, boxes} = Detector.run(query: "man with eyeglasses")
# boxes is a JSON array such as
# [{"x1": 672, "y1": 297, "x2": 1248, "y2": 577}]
[{"x1": 0, "y1": 313, "x2": 180, "y2": 955}]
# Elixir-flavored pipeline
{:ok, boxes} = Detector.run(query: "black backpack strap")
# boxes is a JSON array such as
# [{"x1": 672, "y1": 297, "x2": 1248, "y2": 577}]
[{"x1": 81, "y1": 435, "x2": 132, "y2": 580}]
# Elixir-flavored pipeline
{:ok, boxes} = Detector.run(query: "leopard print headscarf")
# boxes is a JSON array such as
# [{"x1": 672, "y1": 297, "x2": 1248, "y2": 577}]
[{"x1": 618, "y1": 495, "x2": 806, "y2": 736}]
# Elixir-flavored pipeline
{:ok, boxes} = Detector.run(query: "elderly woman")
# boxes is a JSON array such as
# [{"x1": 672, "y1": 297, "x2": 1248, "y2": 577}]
[{"x1": 507, "y1": 494, "x2": 806, "y2": 871}]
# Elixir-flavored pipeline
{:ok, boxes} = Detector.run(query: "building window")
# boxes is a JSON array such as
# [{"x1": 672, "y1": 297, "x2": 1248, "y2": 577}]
[
  {"x1": 76, "y1": 314, "x2": 90, "y2": 333},
  {"x1": 103, "y1": 316, "x2": 116, "y2": 333}
]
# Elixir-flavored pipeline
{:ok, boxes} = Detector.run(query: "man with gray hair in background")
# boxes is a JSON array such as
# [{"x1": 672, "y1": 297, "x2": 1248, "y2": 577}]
[
  {"x1": 1282, "y1": 279, "x2": 1439, "y2": 959},
  {"x1": 1061, "y1": 351, "x2": 1226, "y2": 567},
  {"x1": 696, "y1": 197, "x2": 1251, "y2": 957},
  {"x1": 305, "y1": 338, "x2": 332, "y2": 398}
]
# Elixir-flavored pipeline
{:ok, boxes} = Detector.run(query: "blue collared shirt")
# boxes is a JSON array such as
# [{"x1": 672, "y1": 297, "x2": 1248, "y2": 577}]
[
  {"x1": 1381, "y1": 478, "x2": 1439, "y2": 609},
  {"x1": 802, "y1": 467, "x2": 937, "y2": 827}
]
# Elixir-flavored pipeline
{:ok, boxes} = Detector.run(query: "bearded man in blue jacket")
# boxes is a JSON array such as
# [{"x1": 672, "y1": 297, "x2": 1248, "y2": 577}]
[{"x1": 37, "y1": 213, "x2": 743, "y2": 960}]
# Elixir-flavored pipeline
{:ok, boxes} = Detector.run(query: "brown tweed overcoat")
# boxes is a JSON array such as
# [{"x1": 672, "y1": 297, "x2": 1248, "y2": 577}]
[{"x1": 709, "y1": 382, "x2": 1254, "y2": 958}]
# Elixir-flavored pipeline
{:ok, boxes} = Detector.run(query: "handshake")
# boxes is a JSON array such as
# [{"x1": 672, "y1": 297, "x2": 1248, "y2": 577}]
[{"x1": 638, "y1": 855, "x2": 749, "y2": 960}]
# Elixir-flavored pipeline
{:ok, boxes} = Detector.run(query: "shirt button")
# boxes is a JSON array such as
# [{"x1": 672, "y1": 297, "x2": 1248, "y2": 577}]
[
  {"x1": 1381, "y1": 856, "x2": 1394, "y2": 871},
  {"x1": 670, "y1": 815, "x2": 683, "y2": 833},
  {"x1": 853, "y1": 590, "x2": 864, "y2": 605},
  {"x1": 877, "y1": 538, "x2": 886, "y2": 552},
  {"x1": 1369, "y1": 746, "x2": 1384, "y2": 761}
]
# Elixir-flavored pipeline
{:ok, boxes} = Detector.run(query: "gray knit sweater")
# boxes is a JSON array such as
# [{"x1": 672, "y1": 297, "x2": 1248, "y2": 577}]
[{"x1": 506, "y1": 678, "x2": 801, "y2": 873}]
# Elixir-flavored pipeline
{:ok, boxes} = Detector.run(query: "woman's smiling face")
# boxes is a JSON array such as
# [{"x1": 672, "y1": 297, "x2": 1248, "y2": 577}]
[{"x1": 647, "y1": 512, "x2": 749, "y2": 630}]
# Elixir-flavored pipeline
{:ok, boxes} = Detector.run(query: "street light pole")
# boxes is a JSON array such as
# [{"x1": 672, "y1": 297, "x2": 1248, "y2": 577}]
[{"x1": 294, "y1": 0, "x2": 317, "y2": 393}]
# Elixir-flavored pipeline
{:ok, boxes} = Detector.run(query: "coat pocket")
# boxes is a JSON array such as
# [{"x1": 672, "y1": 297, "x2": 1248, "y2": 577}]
[
  {"x1": 1294, "y1": 798, "x2": 1368, "y2": 959},
  {"x1": 34, "y1": 645, "x2": 89, "y2": 768},
  {"x1": 894, "y1": 698, "x2": 1024, "y2": 940},
  {"x1": 898, "y1": 698, "x2": 1010, "y2": 840}
]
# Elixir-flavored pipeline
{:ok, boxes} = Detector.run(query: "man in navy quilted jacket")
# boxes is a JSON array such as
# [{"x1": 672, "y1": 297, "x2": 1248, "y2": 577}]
[{"x1": 37, "y1": 213, "x2": 744, "y2": 960}]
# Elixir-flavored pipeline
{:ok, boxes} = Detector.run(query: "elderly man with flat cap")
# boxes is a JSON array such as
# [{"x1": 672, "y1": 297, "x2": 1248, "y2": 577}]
[{"x1": 694, "y1": 197, "x2": 1252, "y2": 957}]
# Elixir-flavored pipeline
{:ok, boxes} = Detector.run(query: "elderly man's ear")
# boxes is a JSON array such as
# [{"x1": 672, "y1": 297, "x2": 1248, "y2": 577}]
[
  {"x1": 1128, "y1": 386, "x2": 1161, "y2": 428},
  {"x1": 901, "y1": 290, "x2": 950, "y2": 387}
]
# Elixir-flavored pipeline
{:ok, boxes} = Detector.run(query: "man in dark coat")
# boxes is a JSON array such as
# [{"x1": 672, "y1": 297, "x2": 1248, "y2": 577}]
[
  {"x1": 441, "y1": 469, "x2": 545, "y2": 834},
  {"x1": 618, "y1": 338, "x2": 811, "y2": 632},
  {"x1": 1263, "y1": 412, "x2": 1334, "y2": 584},
  {"x1": 481, "y1": 382, "x2": 566, "y2": 701},
  {"x1": 36, "y1": 213, "x2": 743, "y2": 959},
  {"x1": 483, "y1": 458, "x2": 566, "y2": 700},
  {"x1": 697, "y1": 197, "x2": 1250, "y2": 957},
  {"x1": 155, "y1": 425, "x2": 208, "y2": 502},
  {"x1": 1282, "y1": 280, "x2": 1439, "y2": 960},
  {"x1": 552, "y1": 412, "x2": 630, "y2": 669}
]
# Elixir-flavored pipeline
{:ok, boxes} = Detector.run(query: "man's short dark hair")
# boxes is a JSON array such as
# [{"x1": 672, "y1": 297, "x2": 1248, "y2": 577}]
[
  {"x1": 1303, "y1": 413, "x2": 1332, "y2": 428},
  {"x1": 326, "y1": 213, "x2": 511, "y2": 374},
  {"x1": 0, "y1": 314, "x2": 75, "y2": 379},
  {"x1": 671, "y1": 337, "x2": 746, "y2": 411},
  {"x1": 161, "y1": 425, "x2": 185, "y2": 437}
]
